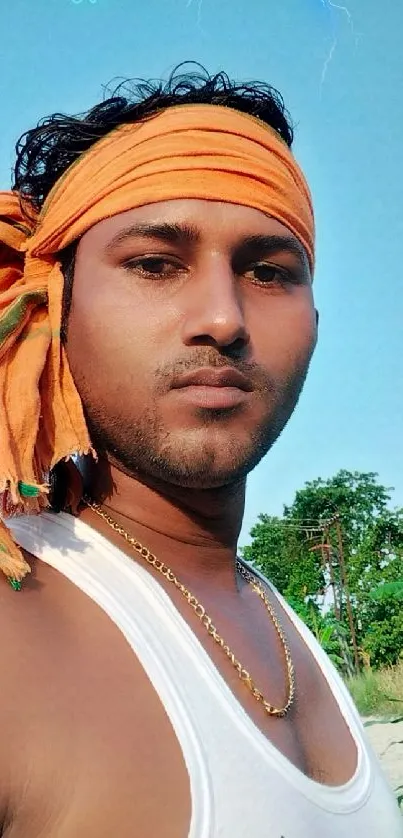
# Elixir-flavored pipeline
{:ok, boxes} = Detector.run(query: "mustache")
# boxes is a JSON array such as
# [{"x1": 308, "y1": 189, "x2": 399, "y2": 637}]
[{"x1": 154, "y1": 350, "x2": 273, "y2": 393}]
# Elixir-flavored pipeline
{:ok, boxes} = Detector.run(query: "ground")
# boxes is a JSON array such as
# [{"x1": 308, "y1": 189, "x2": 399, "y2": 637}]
[{"x1": 364, "y1": 717, "x2": 403, "y2": 799}]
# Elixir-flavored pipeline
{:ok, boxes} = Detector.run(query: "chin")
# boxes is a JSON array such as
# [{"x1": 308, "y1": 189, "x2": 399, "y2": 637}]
[
  {"x1": 89, "y1": 410, "x2": 280, "y2": 490},
  {"x1": 141, "y1": 441, "x2": 271, "y2": 490},
  {"x1": 157, "y1": 469, "x2": 245, "y2": 491}
]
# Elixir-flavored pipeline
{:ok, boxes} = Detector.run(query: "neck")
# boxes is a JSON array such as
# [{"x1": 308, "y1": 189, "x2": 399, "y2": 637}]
[{"x1": 78, "y1": 455, "x2": 246, "y2": 590}]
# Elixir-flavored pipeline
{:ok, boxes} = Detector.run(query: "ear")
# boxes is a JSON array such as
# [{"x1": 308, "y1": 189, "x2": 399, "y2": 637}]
[{"x1": 315, "y1": 308, "x2": 319, "y2": 327}]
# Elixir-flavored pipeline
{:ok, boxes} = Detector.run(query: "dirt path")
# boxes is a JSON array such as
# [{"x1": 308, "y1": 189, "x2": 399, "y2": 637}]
[{"x1": 363, "y1": 717, "x2": 403, "y2": 794}]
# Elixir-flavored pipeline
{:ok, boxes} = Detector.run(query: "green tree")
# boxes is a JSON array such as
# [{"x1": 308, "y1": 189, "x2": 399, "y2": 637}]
[
  {"x1": 362, "y1": 581, "x2": 403, "y2": 668},
  {"x1": 241, "y1": 470, "x2": 403, "y2": 670}
]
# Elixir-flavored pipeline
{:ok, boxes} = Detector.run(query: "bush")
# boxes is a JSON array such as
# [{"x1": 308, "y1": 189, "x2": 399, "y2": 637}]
[{"x1": 346, "y1": 662, "x2": 403, "y2": 716}]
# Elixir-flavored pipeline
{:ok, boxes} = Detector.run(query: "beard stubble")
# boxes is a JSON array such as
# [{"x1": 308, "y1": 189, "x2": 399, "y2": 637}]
[{"x1": 79, "y1": 356, "x2": 311, "y2": 490}]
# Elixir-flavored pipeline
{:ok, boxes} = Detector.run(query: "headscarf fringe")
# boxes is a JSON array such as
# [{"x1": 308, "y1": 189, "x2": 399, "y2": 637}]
[
  {"x1": 0, "y1": 535, "x2": 31, "y2": 583},
  {"x1": 0, "y1": 446, "x2": 96, "y2": 584}
]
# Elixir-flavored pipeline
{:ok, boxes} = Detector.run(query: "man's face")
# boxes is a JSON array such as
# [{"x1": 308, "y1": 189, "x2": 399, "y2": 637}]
[{"x1": 66, "y1": 199, "x2": 317, "y2": 489}]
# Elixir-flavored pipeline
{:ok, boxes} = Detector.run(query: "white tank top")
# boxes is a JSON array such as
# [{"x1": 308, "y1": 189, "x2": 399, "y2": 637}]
[{"x1": 8, "y1": 512, "x2": 403, "y2": 837}]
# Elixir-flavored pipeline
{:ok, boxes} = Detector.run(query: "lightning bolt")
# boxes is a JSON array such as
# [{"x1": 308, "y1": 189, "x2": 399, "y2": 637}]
[
  {"x1": 329, "y1": 0, "x2": 360, "y2": 45},
  {"x1": 320, "y1": 37, "x2": 337, "y2": 90},
  {"x1": 319, "y1": 0, "x2": 357, "y2": 94},
  {"x1": 186, "y1": 0, "x2": 204, "y2": 31},
  {"x1": 327, "y1": 1, "x2": 352, "y2": 27}
]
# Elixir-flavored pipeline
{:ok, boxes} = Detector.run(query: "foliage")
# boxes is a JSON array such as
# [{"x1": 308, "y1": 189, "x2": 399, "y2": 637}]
[
  {"x1": 242, "y1": 470, "x2": 403, "y2": 671},
  {"x1": 362, "y1": 581, "x2": 403, "y2": 668},
  {"x1": 288, "y1": 598, "x2": 346, "y2": 668},
  {"x1": 346, "y1": 662, "x2": 403, "y2": 716}
]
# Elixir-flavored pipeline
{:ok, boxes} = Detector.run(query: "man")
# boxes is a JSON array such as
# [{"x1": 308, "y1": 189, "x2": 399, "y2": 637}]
[{"x1": 0, "y1": 67, "x2": 401, "y2": 837}]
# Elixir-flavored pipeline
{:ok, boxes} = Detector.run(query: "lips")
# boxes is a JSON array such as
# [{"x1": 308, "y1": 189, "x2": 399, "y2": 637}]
[
  {"x1": 171, "y1": 367, "x2": 253, "y2": 409},
  {"x1": 172, "y1": 367, "x2": 253, "y2": 392}
]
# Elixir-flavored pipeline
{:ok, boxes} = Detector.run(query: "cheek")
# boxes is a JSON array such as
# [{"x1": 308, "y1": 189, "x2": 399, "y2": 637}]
[
  {"x1": 65, "y1": 260, "x2": 178, "y2": 398},
  {"x1": 251, "y1": 295, "x2": 317, "y2": 371}
]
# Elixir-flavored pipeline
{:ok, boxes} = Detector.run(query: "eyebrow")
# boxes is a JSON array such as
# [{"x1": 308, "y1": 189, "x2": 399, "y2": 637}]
[
  {"x1": 236, "y1": 234, "x2": 309, "y2": 268},
  {"x1": 105, "y1": 222, "x2": 309, "y2": 269},
  {"x1": 105, "y1": 222, "x2": 200, "y2": 252}
]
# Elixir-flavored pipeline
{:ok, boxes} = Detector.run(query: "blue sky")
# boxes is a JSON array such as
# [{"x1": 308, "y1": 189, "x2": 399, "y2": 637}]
[{"x1": 1, "y1": 0, "x2": 402, "y2": 544}]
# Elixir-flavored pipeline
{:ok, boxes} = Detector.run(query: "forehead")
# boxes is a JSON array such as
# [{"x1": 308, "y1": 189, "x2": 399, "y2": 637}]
[{"x1": 78, "y1": 198, "x2": 304, "y2": 253}]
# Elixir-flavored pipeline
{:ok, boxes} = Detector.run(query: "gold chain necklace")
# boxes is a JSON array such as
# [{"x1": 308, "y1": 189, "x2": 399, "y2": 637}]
[{"x1": 84, "y1": 498, "x2": 295, "y2": 718}]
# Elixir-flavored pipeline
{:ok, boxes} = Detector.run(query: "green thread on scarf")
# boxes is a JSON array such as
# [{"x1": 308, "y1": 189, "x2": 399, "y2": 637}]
[
  {"x1": 0, "y1": 289, "x2": 48, "y2": 348},
  {"x1": 0, "y1": 549, "x2": 22, "y2": 590},
  {"x1": 18, "y1": 481, "x2": 41, "y2": 498}
]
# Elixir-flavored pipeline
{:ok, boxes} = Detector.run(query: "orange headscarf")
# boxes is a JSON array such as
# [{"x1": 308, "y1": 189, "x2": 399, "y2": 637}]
[{"x1": 0, "y1": 103, "x2": 315, "y2": 584}]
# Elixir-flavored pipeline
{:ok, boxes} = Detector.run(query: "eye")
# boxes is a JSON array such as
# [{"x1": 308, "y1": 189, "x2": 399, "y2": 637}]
[
  {"x1": 245, "y1": 262, "x2": 293, "y2": 286},
  {"x1": 123, "y1": 256, "x2": 184, "y2": 278}
]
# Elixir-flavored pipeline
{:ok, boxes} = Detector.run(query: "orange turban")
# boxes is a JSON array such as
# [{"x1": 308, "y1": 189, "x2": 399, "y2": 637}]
[{"x1": 0, "y1": 103, "x2": 315, "y2": 584}]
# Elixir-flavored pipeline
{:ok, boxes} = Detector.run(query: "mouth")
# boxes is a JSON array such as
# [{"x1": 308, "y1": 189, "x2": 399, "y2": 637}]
[{"x1": 171, "y1": 367, "x2": 253, "y2": 410}]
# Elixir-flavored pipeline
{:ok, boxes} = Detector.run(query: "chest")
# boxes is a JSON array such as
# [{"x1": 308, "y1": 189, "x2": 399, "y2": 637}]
[
  {"x1": 6, "y1": 638, "x2": 394, "y2": 838},
  {"x1": 5, "y1": 559, "x2": 358, "y2": 837}
]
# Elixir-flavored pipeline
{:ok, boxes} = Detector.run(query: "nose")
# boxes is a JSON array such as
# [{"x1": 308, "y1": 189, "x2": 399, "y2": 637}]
[{"x1": 180, "y1": 255, "x2": 250, "y2": 352}]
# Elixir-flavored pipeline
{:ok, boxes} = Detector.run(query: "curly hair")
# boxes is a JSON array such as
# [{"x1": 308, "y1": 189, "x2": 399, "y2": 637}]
[
  {"x1": 13, "y1": 62, "x2": 294, "y2": 216},
  {"x1": 12, "y1": 63, "x2": 294, "y2": 343}
]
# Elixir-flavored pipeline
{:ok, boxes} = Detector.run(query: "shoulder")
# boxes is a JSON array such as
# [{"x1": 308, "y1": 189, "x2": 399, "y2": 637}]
[
  {"x1": 0, "y1": 546, "x2": 91, "y2": 825},
  {"x1": 0, "y1": 548, "x2": 60, "y2": 705},
  {"x1": 0, "y1": 551, "x2": 40, "y2": 815},
  {"x1": 0, "y1": 550, "x2": 65, "y2": 787},
  {"x1": 0, "y1": 548, "x2": 41, "y2": 652}
]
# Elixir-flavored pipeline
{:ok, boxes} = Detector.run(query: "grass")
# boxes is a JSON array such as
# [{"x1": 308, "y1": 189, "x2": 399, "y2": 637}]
[
  {"x1": 346, "y1": 663, "x2": 403, "y2": 813},
  {"x1": 346, "y1": 661, "x2": 403, "y2": 717}
]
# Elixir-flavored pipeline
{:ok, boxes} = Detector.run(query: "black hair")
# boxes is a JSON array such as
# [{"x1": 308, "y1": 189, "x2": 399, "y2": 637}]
[
  {"x1": 13, "y1": 62, "x2": 293, "y2": 214},
  {"x1": 13, "y1": 63, "x2": 294, "y2": 337}
]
